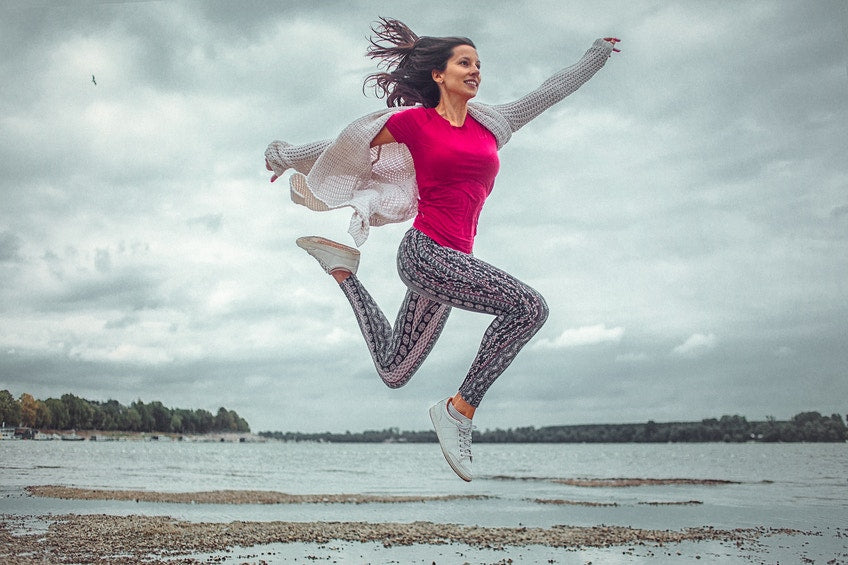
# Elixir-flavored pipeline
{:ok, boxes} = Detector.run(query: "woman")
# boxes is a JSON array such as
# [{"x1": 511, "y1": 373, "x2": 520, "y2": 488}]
[{"x1": 265, "y1": 18, "x2": 619, "y2": 481}]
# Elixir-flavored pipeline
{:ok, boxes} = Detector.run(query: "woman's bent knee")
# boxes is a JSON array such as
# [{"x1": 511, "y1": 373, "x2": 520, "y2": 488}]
[
  {"x1": 529, "y1": 289, "x2": 549, "y2": 331},
  {"x1": 513, "y1": 287, "x2": 548, "y2": 335}
]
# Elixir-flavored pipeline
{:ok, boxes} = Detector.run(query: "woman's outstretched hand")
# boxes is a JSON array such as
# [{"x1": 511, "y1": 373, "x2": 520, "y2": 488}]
[
  {"x1": 604, "y1": 37, "x2": 621, "y2": 52},
  {"x1": 265, "y1": 159, "x2": 279, "y2": 183}
]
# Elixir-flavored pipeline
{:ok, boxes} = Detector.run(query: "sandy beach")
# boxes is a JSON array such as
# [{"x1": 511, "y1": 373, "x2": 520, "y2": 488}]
[
  {"x1": 1, "y1": 509, "x2": 805, "y2": 564},
  {"x1": 24, "y1": 485, "x2": 490, "y2": 505},
  {"x1": 1, "y1": 485, "x2": 815, "y2": 564}
]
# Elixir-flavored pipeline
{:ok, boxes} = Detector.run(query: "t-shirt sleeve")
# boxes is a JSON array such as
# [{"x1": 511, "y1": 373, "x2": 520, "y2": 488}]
[{"x1": 385, "y1": 107, "x2": 421, "y2": 145}]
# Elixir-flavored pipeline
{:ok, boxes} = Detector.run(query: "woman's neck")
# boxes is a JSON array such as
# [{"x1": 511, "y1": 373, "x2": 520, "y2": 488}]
[{"x1": 434, "y1": 95, "x2": 469, "y2": 127}]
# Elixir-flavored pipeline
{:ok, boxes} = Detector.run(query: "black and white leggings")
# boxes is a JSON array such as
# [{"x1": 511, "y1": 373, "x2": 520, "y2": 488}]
[{"x1": 339, "y1": 228, "x2": 548, "y2": 407}]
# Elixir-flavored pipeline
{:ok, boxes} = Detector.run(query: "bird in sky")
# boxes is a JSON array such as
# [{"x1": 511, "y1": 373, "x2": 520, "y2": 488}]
[{"x1": 91, "y1": 75, "x2": 97, "y2": 86}]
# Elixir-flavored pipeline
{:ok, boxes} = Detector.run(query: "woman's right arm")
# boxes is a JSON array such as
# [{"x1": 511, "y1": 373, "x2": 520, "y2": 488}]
[
  {"x1": 267, "y1": 109, "x2": 401, "y2": 182},
  {"x1": 264, "y1": 139, "x2": 333, "y2": 182},
  {"x1": 370, "y1": 126, "x2": 396, "y2": 147}
]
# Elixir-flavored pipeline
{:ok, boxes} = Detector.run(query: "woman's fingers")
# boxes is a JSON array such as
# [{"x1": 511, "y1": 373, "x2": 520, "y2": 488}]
[
  {"x1": 604, "y1": 37, "x2": 622, "y2": 53},
  {"x1": 266, "y1": 159, "x2": 279, "y2": 182}
]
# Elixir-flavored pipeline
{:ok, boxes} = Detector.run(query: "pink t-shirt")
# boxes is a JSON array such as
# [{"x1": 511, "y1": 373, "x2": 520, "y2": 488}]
[{"x1": 386, "y1": 107, "x2": 499, "y2": 253}]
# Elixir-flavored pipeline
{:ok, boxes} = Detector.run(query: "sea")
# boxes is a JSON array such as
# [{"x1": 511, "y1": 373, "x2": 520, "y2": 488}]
[{"x1": 1, "y1": 440, "x2": 846, "y2": 563}]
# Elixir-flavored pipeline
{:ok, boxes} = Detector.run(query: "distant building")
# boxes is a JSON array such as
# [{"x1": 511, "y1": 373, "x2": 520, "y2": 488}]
[{"x1": 1, "y1": 426, "x2": 36, "y2": 440}]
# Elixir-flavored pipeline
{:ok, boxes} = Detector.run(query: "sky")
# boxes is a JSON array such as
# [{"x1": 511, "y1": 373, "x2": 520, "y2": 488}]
[{"x1": 1, "y1": 1, "x2": 846, "y2": 433}]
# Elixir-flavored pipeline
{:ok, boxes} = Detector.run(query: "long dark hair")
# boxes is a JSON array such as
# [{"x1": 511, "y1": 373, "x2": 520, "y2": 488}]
[{"x1": 363, "y1": 18, "x2": 475, "y2": 108}]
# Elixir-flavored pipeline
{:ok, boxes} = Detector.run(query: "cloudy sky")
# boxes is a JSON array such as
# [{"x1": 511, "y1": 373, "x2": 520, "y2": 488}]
[{"x1": 1, "y1": 1, "x2": 846, "y2": 433}]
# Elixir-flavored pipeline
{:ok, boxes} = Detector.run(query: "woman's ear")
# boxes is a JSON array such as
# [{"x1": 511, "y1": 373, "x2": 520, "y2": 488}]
[{"x1": 431, "y1": 69, "x2": 444, "y2": 85}]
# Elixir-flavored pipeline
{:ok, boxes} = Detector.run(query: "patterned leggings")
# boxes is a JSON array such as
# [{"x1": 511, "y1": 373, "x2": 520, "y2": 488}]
[{"x1": 339, "y1": 228, "x2": 548, "y2": 407}]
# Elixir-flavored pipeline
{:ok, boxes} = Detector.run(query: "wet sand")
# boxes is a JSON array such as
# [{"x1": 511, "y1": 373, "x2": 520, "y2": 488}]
[
  {"x1": 489, "y1": 475, "x2": 742, "y2": 487},
  {"x1": 25, "y1": 485, "x2": 489, "y2": 505},
  {"x1": 533, "y1": 498, "x2": 706, "y2": 508},
  {"x1": 553, "y1": 477, "x2": 740, "y2": 487},
  {"x1": 1, "y1": 512, "x2": 804, "y2": 564},
  {"x1": 27, "y1": 484, "x2": 709, "y2": 510},
  {"x1": 2, "y1": 483, "x2": 826, "y2": 563}
]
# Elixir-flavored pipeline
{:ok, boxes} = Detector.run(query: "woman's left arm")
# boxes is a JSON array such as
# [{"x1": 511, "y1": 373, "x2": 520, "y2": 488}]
[{"x1": 491, "y1": 37, "x2": 620, "y2": 133}]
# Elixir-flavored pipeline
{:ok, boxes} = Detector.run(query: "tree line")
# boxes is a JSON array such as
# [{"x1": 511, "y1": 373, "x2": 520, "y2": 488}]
[
  {"x1": 258, "y1": 411, "x2": 847, "y2": 443},
  {"x1": 0, "y1": 390, "x2": 250, "y2": 434}
]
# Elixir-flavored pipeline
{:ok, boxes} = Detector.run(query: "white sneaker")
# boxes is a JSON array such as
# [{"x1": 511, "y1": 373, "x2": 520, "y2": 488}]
[
  {"x1": 429, "y1": 398, "x2": 474, "y2": 482},
  {"x1": 295, "y1": 236, "x2": 360, "y2": 275}
]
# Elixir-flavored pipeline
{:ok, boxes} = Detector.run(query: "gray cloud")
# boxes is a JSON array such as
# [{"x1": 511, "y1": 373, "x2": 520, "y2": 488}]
[
  {"x1": 1, "y1": 1, "x2": 846, "y2": 432},
  {"x1": 0, "y1": 231, "x2": 23, "y2": 262},
  {"x1": 187, "y1": 214, "x2": 223, "y2": 233}
]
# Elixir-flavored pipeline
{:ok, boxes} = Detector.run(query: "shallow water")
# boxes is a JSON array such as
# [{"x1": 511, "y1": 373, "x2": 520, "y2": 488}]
[{"x1": 1, "y1": 441, "x2": 846, "y2": 563}]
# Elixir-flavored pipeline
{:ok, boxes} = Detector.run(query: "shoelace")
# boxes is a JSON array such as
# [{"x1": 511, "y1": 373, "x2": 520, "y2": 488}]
[{"x1": 457, "y1": 422, "x2": 475, "y2": 460}]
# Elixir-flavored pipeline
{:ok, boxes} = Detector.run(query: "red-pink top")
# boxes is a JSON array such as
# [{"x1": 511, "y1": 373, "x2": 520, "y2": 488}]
[{"x1": 386, "y1": 107, "x2": 500, "y2": 253}]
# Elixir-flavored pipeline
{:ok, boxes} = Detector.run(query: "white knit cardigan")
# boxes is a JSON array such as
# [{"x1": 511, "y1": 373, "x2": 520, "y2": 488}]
[{"x1": 265, "y1": 38, "x2": 613, "y2": 246}]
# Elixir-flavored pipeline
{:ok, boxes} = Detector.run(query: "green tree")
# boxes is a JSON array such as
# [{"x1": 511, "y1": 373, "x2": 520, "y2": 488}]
[
  {"x1": 195, "y1": 409, "x2": 214, "y2": 433},
  {"x1": 172, "y1": 409, "x2": 194, "y2": 433},
  {"x1": 148, "y1": 401, "x2": 172, "y2": 433},
  {"x1": 826, "y1": 414, "x2": 847, "y2": 441},
  {"x1": 235, "y1": 413, "x2": 251, "y2": 433},
  {"x1": 123, "y1": 407, "x2": 143, "y2": 431},
  {"x1": 98, "y1": 400, "x2": 125, "y2": 431},
  {"x1": 61, "y1": 394, "x2": 93, "y2": 430},
  {"x1": 169, "y1": 413, "x2": 183, "y2": 433},
  {"x1": 131, "y1": 400, "x2": 155, "y2": 432},
  {"x1": 0, "y1": 389, "x2": 21, "y2": 426},
  {"x1": 34, "y1": 400, "x2": 51, "y2": 428},
  {"x1": 214, "y1": 407, "x2": 235, "y2": 431},
  {"x1": 45, "y1": 397, "x2": 70, "y2": 429}
]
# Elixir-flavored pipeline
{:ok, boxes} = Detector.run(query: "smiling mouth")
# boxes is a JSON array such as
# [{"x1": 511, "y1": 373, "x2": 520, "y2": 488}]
[{"x1": 464, "y1": 80, "x2": 479, "y2": 88}]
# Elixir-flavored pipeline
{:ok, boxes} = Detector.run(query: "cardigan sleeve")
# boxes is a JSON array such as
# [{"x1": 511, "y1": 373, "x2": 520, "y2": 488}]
[
  {"x1": 283, "y1": 107, "x2": 417, "y2": 246},
  {"x1": 490, "y1": 38, "x2": 613, "y2": 133},
  {"x1": 264, "y1": 138, "x2": 333, "y2": 178}
]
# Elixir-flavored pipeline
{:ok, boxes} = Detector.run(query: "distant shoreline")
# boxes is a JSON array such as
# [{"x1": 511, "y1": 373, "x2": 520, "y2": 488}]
[
  {"x1": 1, "y1": 429, "x2": 262, "y2": 443},
  {"x1": 4, "y1": 427, "x2": 847, "y2": 444},
  {"x1": 4, "y1": 409, "x2": 846, "y2": 443}
]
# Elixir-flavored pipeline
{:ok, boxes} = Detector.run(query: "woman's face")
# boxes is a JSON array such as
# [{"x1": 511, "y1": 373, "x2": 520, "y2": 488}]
[{"x1": 433, "y1": 44, "x2": 481, "y2": 100}]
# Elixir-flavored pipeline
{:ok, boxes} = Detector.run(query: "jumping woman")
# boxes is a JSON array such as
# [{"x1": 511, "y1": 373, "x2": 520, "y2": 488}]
[{"x1": 265, "y1": 18, "x2": 620, "y2": 481}]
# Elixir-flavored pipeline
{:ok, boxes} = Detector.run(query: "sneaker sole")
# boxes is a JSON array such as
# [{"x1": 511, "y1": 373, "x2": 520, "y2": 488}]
[
  {"x1": 429, "y1": 404, "x2": 472, "y2": 482},
  {"x1": 296, "y1": 236, "x2": 360, "y2": 258}
]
